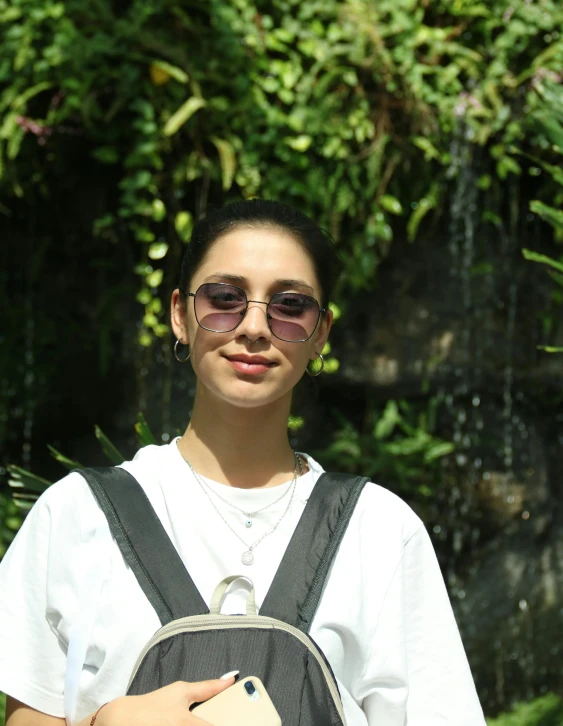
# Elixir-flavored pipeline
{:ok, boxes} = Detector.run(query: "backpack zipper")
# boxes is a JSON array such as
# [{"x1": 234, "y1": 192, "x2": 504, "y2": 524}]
[{"x1": 127, "y1": 614, "x2": 347, "y2": 725}]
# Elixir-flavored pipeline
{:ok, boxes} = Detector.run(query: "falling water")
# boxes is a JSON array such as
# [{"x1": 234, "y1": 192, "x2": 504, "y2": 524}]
[
  {"x1": 22, "y1": 266, "x2": 35, "y2": 470},
  {"x1": 441, "y1": 131, "x2": 482, "y2": 596},
  {"x1": 503, "y1": 282, "x2": 517, "y2": 475}
]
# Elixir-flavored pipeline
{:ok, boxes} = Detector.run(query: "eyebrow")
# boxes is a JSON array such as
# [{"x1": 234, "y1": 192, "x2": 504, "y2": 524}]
[{"x1": 203, "y1": 274, "x2": 316, "y2": 294}]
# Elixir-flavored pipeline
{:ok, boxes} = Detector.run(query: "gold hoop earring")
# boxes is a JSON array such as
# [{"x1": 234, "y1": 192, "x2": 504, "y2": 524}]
[
  {"x1": 174, "y1": 339, "x2": 190, "y2": 363},
  {"x1": 307, "y1": 352, "x2": 324, "y2": 377}
]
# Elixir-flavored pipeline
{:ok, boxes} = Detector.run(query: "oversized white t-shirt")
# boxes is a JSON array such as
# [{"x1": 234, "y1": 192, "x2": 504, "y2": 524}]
[{"x1": 0, "y1": 442, "x2": 486, "y2": 725}]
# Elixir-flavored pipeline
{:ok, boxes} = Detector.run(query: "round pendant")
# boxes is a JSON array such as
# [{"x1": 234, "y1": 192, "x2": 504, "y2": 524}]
[
  {"x1": 241, "y1": 550, "x2": 254, "y2": 566},
  {"x1": 245, "y1": 518, "x2": 253, "y2": 528}
]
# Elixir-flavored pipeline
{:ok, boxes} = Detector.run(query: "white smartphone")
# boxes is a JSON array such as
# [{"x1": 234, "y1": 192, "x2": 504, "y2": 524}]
[{"x1": 192, "y1": 676, "x2": 282, "y2": 726}]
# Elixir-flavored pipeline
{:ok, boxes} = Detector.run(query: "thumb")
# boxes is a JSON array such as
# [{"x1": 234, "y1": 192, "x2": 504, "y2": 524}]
[{"x1": 188, "y1": 677, "x2": 234, "y2": 706}]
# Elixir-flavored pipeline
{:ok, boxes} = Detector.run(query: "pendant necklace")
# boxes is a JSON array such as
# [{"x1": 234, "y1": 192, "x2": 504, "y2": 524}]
[
  {"x1": 178, "y1": 446, "x2": 303, "y2": 565},
  {"x1": 194, "y1": 467, "x2": 297, "y2": 529}
]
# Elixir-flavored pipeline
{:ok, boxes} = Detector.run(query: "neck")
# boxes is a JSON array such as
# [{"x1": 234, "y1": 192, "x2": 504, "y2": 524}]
[{"x1": 177, "y1": 386, "x2": 298, "y2": 489}]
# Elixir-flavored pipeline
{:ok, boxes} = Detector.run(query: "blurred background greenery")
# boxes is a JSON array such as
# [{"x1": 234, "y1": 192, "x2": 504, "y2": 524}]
[{"x1": 1, "y1": 0, "x2": 563, "y2": 722}]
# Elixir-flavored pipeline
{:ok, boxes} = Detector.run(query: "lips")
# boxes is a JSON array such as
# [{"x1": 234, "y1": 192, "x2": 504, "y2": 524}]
[
  {"x1": 224, "y1": 353, "x2": 277, "y2": 375},
  {"x1": 226, "y1": 354, "x2": 274, "y2": 365}
]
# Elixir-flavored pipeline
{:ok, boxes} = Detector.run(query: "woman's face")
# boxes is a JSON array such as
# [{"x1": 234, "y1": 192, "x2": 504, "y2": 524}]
[{"x1": 171, "y1": 226, "x2": 332, "y2": 411}]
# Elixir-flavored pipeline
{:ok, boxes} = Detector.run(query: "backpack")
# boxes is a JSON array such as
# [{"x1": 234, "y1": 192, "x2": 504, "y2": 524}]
[{"x1": 77, "y1": 466, "x2": 370, "y2": 726}]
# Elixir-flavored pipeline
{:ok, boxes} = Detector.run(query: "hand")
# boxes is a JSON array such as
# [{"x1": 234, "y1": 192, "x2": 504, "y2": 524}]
[{"x1": 94, "y1": 677, "x2": 235, "y2": 726}]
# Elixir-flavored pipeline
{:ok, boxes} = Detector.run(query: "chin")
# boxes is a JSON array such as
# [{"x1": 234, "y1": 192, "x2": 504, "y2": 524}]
[{"x1": 209, "y1": 378, "x2": 297, "y2": 410}]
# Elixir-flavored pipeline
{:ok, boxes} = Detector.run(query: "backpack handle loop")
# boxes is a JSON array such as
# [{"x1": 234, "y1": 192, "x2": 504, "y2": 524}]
[{"x1": 210, "y1": 575, "x2": 257, "y2": 616}]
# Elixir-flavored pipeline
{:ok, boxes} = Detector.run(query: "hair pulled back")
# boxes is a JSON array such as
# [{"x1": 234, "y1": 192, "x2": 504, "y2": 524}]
[{"x1": 178, "y1": 199, "x2": 340, "y2": 309}]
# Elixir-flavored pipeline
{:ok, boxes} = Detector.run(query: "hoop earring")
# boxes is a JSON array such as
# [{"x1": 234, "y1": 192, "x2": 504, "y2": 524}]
[
  {"x1": 307, "y1": 352, "x2": 324, "y2": 377},
  {"x1": 174, "y1": 339, "x2": 190, "y2": 363}
]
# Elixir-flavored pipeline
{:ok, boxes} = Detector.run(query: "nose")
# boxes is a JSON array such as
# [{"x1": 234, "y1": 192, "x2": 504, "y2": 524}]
[{"x1": 237, "y1": 302, "x2": 271, "y2": 344}]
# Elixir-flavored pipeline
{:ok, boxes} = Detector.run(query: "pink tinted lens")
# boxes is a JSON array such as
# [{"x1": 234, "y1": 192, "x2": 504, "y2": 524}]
[
  {"x1": 268, "y1": 293, "x2": 319, "y2": 341},
  {"x1": 195, "y1": 284, "x2": 246, "y2": 331}
]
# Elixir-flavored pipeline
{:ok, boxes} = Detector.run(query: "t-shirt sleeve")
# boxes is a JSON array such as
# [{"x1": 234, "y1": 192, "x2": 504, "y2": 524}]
[
  {"x1": 361, "y1": 523, "x2": 486, "y2": 725},
  {"x1": 0, "y1": 473, "x2": 92, "y2": 717}
]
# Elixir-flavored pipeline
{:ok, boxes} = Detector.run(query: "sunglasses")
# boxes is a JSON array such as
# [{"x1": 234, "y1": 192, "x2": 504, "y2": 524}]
[{"x1": 187, "y1": 282, "x2": 326, "y2": 343}]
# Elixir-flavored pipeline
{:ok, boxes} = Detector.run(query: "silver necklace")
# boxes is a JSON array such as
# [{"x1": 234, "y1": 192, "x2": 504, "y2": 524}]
[
  {"x1": 180, "y1": 452, "x2": 301, "y2": 566},
  {"x1": 194, "y1": 454, "x2": 302, "y2": 529}
]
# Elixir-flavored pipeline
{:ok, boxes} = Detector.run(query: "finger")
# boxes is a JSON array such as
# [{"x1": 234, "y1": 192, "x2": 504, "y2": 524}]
[{"x1": 187, "y1": 677, "x2": 235, "y2": 706}]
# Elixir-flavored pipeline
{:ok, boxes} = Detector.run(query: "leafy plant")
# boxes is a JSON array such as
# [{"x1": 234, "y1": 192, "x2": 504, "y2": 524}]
[
  {"x1": 521, "y1": 145, "x2": 563, "y2": 353},
  {"x1": 0, "y1": 494, "x2": 23, "y2": 559},
  {"x1": 1, "y1": 0, "x2": 563, "y2": 348},
  {"x1": 317, "y1": 398, "x2": 454, "y2": 495},
  {"x1": 4, "y1": 414, "x2": 158, "y2": 525},
  {"x1": 486, "y1": 693, "x2": 563, "y2": 726}
]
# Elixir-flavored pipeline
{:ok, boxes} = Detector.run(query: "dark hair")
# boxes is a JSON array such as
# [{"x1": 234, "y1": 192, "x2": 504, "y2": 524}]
[{"x1": 178, "y1": 199, "x2": 340, "y2": 309}]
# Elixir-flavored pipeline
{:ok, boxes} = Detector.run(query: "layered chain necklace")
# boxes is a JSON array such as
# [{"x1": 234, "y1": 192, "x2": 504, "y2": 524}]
[
  {"x1": 195, "y1": 467, "x2": 297, "y2": 529},
  {"x1": 178, "y1": 444, "x2": 303, "y2": 566}
]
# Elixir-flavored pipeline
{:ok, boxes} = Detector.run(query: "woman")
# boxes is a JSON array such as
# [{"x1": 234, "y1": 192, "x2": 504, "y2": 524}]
[{"x1": 0, "y1": 199, "x2": 486, "y2": 725}]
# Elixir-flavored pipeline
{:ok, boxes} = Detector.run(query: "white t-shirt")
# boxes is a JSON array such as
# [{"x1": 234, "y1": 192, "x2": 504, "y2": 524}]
[{"x1": 0, "y1": 442, "x2": 485, "y2": 725}]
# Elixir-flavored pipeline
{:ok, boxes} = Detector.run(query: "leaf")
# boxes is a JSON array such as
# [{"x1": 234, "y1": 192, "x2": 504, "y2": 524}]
[
  {"x1": 386, "y1": 435, "x2": 429, "y2": 456},
  {"x1": 537, "y1": 346, "x2": 563, "y2": 353},
  {"x1": 477, "y1": 174, "x2": 492, "y2": 190},
  {"x1": 47, "y1": 445, "x2": 84, "y2": 470},
  {"x1": 91, "y1": 146, "x2": 119, "y2": 164},
  {"x1": 412, "y1": 136, "x2": 441, "y2": 161},
  {"x1": 210, "y1": 136, "x2": 236, "y2": 191},
  {"x1": 324, "y1": 439, "x2": 362, "y2": 459},
  {"x1": 11, "y1": 82, "x2": 53, "y2": 110},
  {"x1": 7, "y1": 127, "x2": 24, "y2": 160},
  {"x1": 522, "y1": 249, "x2": 563, "y2": 275},
  {"x1": 7, "y1": 465, "x2": 52, "y2": 493},
  {"x1": 175, "y1": 211, "x2": 193, "y2": 242},
  {"x1": 324, "y1": 358, "x2": 340, "y2": 373},
  {"x1": 94, "y1": 425, "x2": 125, "y2": 465},
  {"x1": 163, "y1": 97, "x2": 206, "y2": 136},
  {"x1": 548, "y1": 271, "x2": 563, "y2": 288},
  {"x1": 328, "y1": 302, "x2": 342, "y2": 320},
  {"x1": 286, "y1": 135, "x2": 312, "y2": 152},
  {"x1": 537, "y1": 161, "x2": 563, "y2": 187},
  {"x1": 407, "y1": 183, "x2": 439, "y2": 242},
  {"x1": 529, "y1": 201, "x2": 563, "y2": 232},
  {"x1": 424, "y1": 442, "x2": 455, "y2": 463},
  {"x1": 148, "y1": 242, "x2": 169, "y2": 260},
  {"x1": 146, "y1": 269, "x2": 163, "y2": 288},
  {"x1": 379, "y1": 195, "x2": 403, "y2": 215},
  {"x1": 496, "y1": 156, "x2": 521, "y2": 180},
  {"x1": 374, "y1": 400, "x2": 401, "y2": 440},
  {"x1": 11, "y1": 497, "x2": 35, "y2": 510},
  {"x1": 150, "y1": 60, "x2": 189, "y2": 84},
  {"x1": 151, "y1": 199, "x2": 166, "y2": 222},
  {"x1": 470, "y1": 263, "x2": 493, "y2": 276},
  {"x1": 135, "y1": 413, "x2": 158, "y2": 446},
  {"x1": 287, "y1": 415, "x2": 305, "y2": 431}
]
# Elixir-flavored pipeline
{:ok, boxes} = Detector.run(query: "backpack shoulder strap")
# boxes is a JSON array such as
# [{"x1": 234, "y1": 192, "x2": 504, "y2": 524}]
[
  {"x1": 259, "y1": 471, "x2": 370, "y2": 632},
  {"x1": 76, "y1": 466, "x2": 209, "y2": 625}
]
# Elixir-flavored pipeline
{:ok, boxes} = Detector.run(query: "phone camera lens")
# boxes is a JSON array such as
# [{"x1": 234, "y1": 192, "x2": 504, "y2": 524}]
[{"x1": 244, "y1": 680, "x2": 256, "y2": 695}]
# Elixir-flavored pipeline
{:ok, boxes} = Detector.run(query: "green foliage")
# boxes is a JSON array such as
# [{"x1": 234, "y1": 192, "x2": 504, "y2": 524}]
[
  {"x1": 135, "y1": 411, "x2": 159, "y2": 446},
  {"x1": 486, "y1": 693, "x2": 563, "y2": 726},
  {"x1": 4, "y1": 414, "x2": 158, "y2": 516},
  {"x1": 0, "y1": 692, "x2": 5, "y2": 726},
  {"x1": 0, "y1": 492, "x2": 24, "y2": 559},
  {"x1": 94, "y1": 425, "x2": 126, "y2": 466},
  {"x1": 1, "y1": 0, "x2": 562, "y2": 349},
  {"x1": 523, "y1": 250, "x2": 563, "y2": 277},
  {"x1": 522, "y1": 146, "x2": 563, "y2": 353},
  {"x1": 318, "y1": 398, "x2": 454, "y2": 493}
]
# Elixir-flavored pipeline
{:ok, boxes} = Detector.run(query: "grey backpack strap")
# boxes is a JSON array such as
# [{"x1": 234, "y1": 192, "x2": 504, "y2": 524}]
[
  {"x1": 76, "y1": 466, "x2": 209, "y2": 625},
  {"x1": 260, "y1": 472, "x2": 370, "y2": 632}
]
